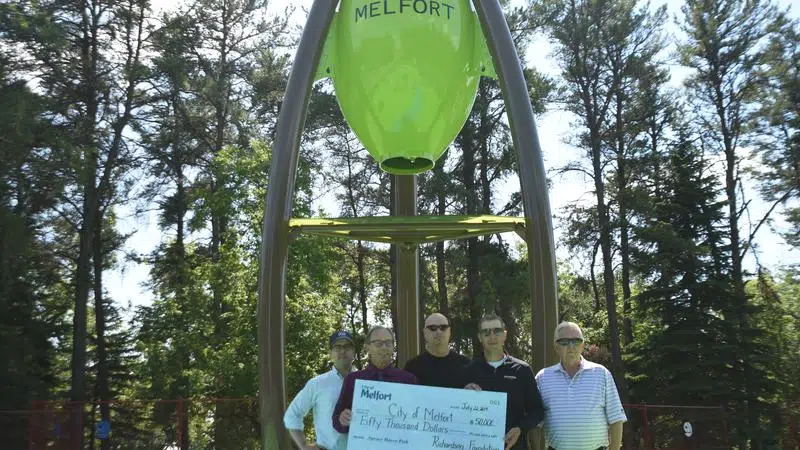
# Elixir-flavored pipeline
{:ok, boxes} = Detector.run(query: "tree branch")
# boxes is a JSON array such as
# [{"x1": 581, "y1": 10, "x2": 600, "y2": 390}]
[{"x1": 740, "y1": 188, "x2": 796, "y2": 260}]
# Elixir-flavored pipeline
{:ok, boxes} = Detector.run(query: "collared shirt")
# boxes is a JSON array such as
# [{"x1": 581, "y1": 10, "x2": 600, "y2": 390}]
[
  {"x1": 403, "y1": 350, "x2": 471, "y2": 388},
  {"x1": 535, "y1": 358, "x2": 627, "y2": 450},
  {"x1": 461, "y1": 354, "x2": 545, "y2": 450},
  {"x1": 284, "y1": 367, "x2": 350, "y2": 450},
  {"x1": 332, "y1": 363, "x2": 418, "y2": 433}
]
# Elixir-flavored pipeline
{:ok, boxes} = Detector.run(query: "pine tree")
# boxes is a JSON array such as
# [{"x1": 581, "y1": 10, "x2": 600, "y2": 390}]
[
  {"x1": 747, "y1": 269, "x2": 800, "y2": 444},
  {"x1": 751, "y1": 15, "x2": 800, "y2": 246},
  {"x1": 629, "y1": 124, "x2": 733, "y2": 401},
  {"x1": 533, "y1": 0, "x2": 668, "y2": 414},
  {"x1": 0, "y1": 70, "x2": 72, "y2": 449},
  {"x1": 679, "y1": 0, "x2": 781, "y2": 443},
  {"x1": 628, "y1": 122, "x2": 775, "y2": 445},
  {"x1": 2, "y1": 1, "x2": 151, "y2": 446}
]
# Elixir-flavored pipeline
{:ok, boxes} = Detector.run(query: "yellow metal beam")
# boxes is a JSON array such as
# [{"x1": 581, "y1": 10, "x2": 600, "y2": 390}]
[{"x1": 288, "y1": 215, "x2": 527, "y2": 245}]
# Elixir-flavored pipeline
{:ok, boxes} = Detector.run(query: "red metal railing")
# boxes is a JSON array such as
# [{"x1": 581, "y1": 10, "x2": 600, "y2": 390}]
[
  {"x1": 623, "y1": 404, "x2": 730, "y2": 449},
  {"x1": 25, "y1": 397, "x2": 258, "y2": 450}
]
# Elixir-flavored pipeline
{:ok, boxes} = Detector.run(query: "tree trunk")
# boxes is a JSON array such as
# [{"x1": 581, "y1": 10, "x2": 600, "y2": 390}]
[
  {"x1": 590, "y1": 239, "x2": 601, "y2": 311},
  {"x1": 615, "y1": 100, "x2": 633, "y2": 346},
  {"x1": 591, "y1": 127, "x2": 628, "y2": 406},
  {"x1": 720, "y1": 117, "x2": 746, "y2": 302},
  {"x1": 614, "y1": 88, "x2": 636, "y2": 450},
  {"x1": 71, "y1": 161, "x2": 94, "y2": 449},
  {"x1": 434, "y1": 165, "x2": 450, "y2": 318},
  {"x1": 462, "y1": 122, "x2": 482, "y2": 354},
  {"x1": 210, "y1": 183, "x2": 229, "y2": 446},
  {"x1": 71, "y1": 2, "x2": 103, "y2": 444},
  {"x1": 724, "y1": 114, "x2": 754, "y2": 450},
  {"x1": 175, "y1": 173, "x2": 190, "y2": 450},
  {"x1": 648, "y1": 111, "x2": 663, "y2": 200},
  {"x1": 211, "y1": 16, "x2": 232, "y2": 442},
  {"x1": 713, "y1": 68, "x2": 751, "y2": 444},
  {"x1": 176, "y1": 173, "x2": 186, "y2": 259},
  {"x1": 466, "y1": 241, "x2": 481, "y2": 356},
  {"x1": 435, "y1": 242, "x2": 448, "y2": 316},
  {"x1": 92, "y1": 215, "x2": 110, "y2": 450},
  {"x1": 342, "y1": 148, "x2": 371, "y2": 337},
  {"x1": 210, "y1": 187, "x2": 225, "y2": 324},
  {"x1": 357, "y1": 241, "x2": 369, "y2": 337},
  {"x1": 90, "y1": 22, "x2": 143, "y2": 444},
  {"x1": 499, "y1": 296, "x2": 519, "y2": 358}
]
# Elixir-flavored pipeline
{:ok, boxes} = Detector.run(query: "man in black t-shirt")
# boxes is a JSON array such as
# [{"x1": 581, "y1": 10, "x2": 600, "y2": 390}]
[{"x1": 403, "y1": 312, "x2": 470, "y2": 388}]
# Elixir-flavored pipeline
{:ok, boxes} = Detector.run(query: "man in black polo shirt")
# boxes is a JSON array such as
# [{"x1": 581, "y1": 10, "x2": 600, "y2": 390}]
[
  {"x1": 404, "y1": 312, "x2": 470, "y2": 388},
  {"x1": 463, "y1": 313, "x2": 545, "y2": 450}
]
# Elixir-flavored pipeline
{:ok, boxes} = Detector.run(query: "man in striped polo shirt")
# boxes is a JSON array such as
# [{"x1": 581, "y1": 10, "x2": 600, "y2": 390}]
[{"x1": 535, "y1": 322, "x2": 626, "y2": 450}]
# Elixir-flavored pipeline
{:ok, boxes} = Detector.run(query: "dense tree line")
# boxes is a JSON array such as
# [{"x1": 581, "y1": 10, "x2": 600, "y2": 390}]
[{"x1": 1, "y1": 0, "x2": 798, "y2": 448}]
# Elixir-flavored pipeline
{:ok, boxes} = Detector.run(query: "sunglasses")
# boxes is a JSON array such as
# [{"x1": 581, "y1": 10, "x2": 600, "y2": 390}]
[
  {"x1": 425, "y1": 324, "x2": 450, "y2": 332},
  {"x1": 480, "y1": 327, "x2": 505, "y2": 337},
  {"x1": 556, "y1": 338, "x2": 584, "y2": 347},
  {"x1": 331, "y1": 344, "x2": 354, "y2": 351},
  {"x1": 369, "y1": 339, "x2": 394, "y2": 348}
]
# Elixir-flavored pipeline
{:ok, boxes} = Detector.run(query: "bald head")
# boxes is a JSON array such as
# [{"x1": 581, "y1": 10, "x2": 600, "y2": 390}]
[{"x1": 423, "y1": 312, "x2": 451, "y2": 357}]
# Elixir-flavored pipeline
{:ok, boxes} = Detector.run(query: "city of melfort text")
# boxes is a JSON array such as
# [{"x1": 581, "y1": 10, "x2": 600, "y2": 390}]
[{"x1": 355, "y1": 0, "x2": 456, "y2": 22}]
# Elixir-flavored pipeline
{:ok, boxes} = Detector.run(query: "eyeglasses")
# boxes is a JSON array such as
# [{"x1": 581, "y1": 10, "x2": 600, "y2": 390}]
[
  {"x1": 480, "y1": 327, "x2": 504, "y2": 337},
  {"x1": 369, "y1": 339, "x2": 394, "y2": 348},
  {"x1": 556, "y1": 338, "x2": 584, "y2": 347},
  {"x1": 332, "y1": 344, "x2": 354, "y2": 351},
  {"x1": 425, "y1": 324, "x2": 450, "y2": 332}
]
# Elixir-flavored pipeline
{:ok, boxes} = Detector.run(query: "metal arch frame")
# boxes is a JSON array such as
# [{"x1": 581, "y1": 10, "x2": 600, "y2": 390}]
[{"x1": 256, "y1": 1, "x2": 559, "y2": 448}]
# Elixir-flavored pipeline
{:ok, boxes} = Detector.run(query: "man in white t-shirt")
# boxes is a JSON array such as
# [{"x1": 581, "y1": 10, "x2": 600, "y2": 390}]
[
  {"x1": 283, "y1": 330, "x2": 355, "y2": 450},
  {"x1": 535, "y1": 322, "x2": 627, "y2": 450}
]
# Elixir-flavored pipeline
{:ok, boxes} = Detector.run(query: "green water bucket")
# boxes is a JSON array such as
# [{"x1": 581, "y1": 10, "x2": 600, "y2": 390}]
[{"x1": 316, "y1": 0, "x2": 495, "y2": 175}]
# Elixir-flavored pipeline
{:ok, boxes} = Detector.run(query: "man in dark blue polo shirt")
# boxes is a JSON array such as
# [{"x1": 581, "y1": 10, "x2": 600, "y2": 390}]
[{"x1": 463, "y1": 313, "x2": 545, "y2": 450}]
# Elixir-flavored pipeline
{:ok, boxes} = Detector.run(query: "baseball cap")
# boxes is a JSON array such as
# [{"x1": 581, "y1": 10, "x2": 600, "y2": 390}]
[{"x1": 330, "y1": 330, "x2": 354, "y2": 347}]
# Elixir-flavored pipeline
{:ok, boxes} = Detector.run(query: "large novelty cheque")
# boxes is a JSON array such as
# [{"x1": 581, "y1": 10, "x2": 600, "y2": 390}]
[{"x1": 347, "y1": 380, "x2": 506, "y2": 450}]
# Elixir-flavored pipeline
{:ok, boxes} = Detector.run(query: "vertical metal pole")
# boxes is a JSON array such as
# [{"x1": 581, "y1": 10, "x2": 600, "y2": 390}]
[
  {"x1": 643, "y1": 404, "x2": 651, "y2": 450},
  {"x1": 473, "y1": 4, "x2": 558, "y2": 448},
  {"x1": 28, "y1": 401, "x2": 36, "y2": 450},
  {"x1": 176, "y1": 399, "x2": 184, "y2": 450},
  {"x1": 257, "y1": 1, "x2": 337, "y2": 449},
  {"x1": 394, "y1": 174, "x2": 420, "y2": 368},
  {"x1": 472, "y1": 0, "x2": 559, "y2": 373},
  {"x1": 722, "y1": 407, "x2": 731, "y2": 449}
]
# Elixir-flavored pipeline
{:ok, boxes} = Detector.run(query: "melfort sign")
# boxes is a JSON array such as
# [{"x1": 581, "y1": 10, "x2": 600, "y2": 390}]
[
  {"x1": 355, "y1": 0, "x2": 457, "y2": 22},
  {"x1": 328, "y1": 0, "x2": 483, "y2": 174}
]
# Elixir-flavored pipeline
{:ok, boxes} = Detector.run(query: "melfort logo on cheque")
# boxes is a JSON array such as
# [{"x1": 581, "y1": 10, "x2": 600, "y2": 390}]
[{"x1": 360, "y1": 385, "x2": 393, "y2": 401}]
